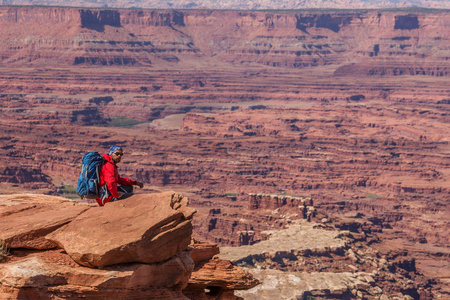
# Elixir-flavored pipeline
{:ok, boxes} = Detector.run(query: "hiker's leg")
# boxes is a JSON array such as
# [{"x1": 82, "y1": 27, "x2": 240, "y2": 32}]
[
  {"x1": 120, "y1": 185, "x2": 134, "y2": 194},
  {"x1": 97, "y1": 185, "x2": 112, "y2": 206},
  {"x1": 117, "y1": 185, "x2": 134, "y2": 200}
]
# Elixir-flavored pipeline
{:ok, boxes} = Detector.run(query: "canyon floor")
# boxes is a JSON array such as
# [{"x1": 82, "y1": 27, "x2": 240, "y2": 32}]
[
  {"x1": 0, "y1": 6, "x2": 449, "y2": 299},
  {"x1": 1, "y1": 64, "x2": 448, "y2": 299}
]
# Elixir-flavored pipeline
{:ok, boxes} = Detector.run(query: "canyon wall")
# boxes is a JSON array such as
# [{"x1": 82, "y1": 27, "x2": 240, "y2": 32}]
[{"x1": 0, "y1": 7, "x2": 448, "y2": 76}]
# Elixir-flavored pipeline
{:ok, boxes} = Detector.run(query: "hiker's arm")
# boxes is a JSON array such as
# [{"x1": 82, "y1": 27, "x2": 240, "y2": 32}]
[
  {"x1": 117, "y1": 175, "x2": 136, "y2": 186},
  {"x1": 118, "y1": 176, "x2": 143, "y2": 188},
  {"x1": 104, "y1": 165, "x2": 119, "y2": 198},
  {"x1": 135, "y1": 181, "x2": 144, "y2": 188}
]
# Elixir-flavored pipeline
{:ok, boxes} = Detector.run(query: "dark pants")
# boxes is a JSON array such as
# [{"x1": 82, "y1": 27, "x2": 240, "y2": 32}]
[
  {"x1": 115, "y1": 185, "x2": 134, "y2": 200},
  {"x1": 98, "y1": 184, "x2": 134, "y2": 204}
]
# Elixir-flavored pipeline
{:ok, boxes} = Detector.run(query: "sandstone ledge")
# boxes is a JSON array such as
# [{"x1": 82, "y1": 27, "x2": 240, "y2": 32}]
[
  {"x1": 0, "y1": 251, "x2": 193, "y2": 300},
  {"x1": 236, "y1": 269, "x2": 373, "y2": 299},
  {"x1": 46, "y1": 192, "x2": 196, "y2": 267},
  {"x1": 0, "y1": 194, "x2": 89, "y2": 250},
  {"x1": 219, "y1": 220, "x2": 347, "y2": 264},
  {"x1": 0, "y1": 193, "x2": 258, "y2": 299}
]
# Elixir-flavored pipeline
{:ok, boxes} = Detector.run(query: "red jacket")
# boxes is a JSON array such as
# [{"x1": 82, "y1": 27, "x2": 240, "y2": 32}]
[{"x1": 96, "y1": 154, "x2": 136, "y2": 206}]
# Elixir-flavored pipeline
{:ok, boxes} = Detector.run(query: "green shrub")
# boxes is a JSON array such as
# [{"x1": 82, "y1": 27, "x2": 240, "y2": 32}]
[
  {"x1": 106, "y1": 116, "x2": 142, "y2": 128},
  {"x1": 58, "y1": 185, "x2": 80, "y2": 200},
  {"x1": 366, "y1": 193, "x2": 381, "y2": 199},
  {"x1": 59, "y1": 185, "x2": 76, "y2": 194}
]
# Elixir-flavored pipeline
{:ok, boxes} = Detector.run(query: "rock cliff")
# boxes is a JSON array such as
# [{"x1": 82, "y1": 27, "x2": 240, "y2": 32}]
[
  {"x1": 0, "y1": 193, "x2": 258, "y2": 299},
  {"x1": 0, "y1": 7, "x2": 448, "y2": 77}
]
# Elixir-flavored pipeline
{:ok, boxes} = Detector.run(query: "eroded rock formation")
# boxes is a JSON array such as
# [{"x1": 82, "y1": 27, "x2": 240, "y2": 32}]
[
  {"x1": 219, "y1": 218, "x2": 435, "y2": 299},
  {"x1": 0, "y1": 193, "x2": 257, "y2": 299},
  {"x1": 0, "y1": 7, "x2": 448, "y2": 76},
  {"x1": 47, "y1": 192, "x2": 196, "y2": 267}
]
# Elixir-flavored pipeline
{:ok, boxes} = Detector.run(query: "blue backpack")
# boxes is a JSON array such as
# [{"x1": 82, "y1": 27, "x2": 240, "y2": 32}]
[{"x1": 76, "y1": 152, "x2": 104, "y2": 198}]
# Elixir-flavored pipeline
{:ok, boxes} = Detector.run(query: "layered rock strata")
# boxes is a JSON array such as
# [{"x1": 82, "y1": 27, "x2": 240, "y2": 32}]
[
  {"x1": 184, "y1": 241, "x2": 260, "y2": 299},
  {"x1": 0, "y1": 252, "x2": 195, "y2": 300},
  {"x1": 2, "y1": 0, "x2": 450, "y2": 10},
  {"x1": 0, "y1": 7, "x2": 448, "y2": 77},
  {"x1": 0, "y1": 193, "x2": 257, "y2": 299},
  {"x1": 46, "y1": 192, "x2": 196, "y2": 267}
]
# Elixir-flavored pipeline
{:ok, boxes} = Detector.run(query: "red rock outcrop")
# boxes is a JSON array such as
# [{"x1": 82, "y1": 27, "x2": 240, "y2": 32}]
[
  {"x1": 0, "y1": 166, "x2": 53, "y2": 189},
  {"x1": 47, "y1": 192, "x2": 196, "y2": 267},
  {"x1": 0, "y1": 194, "x2": 89, "y2": 249},
  {"x1": 0, "y1": 193, "x2": 257, "y2": 299},
  {"x1": 0, "y1": 251, "x2": 194, "y2": 300},
  {"x1": 184, "y1": 240, "x2": 259, "y2": 299}
]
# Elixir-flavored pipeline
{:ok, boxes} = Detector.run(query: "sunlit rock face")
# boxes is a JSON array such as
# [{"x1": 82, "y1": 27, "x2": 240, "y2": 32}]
[
  {"x1": 0, "y1": 7, "x2": 448, "y2": 76},
  {"x1": 0, "y1": 193, "x2": 257, "y2": 299}
]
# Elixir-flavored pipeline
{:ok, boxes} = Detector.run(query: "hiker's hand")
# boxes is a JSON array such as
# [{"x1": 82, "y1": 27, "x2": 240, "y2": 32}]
[{"x1": 136, "y1": 181, "x2": 144, "y2": 188}]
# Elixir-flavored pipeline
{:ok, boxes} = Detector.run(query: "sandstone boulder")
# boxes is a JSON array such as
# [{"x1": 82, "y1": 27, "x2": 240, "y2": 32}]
[
  {"x1": 0, "y1": 194, "x2": 89, "y2": 249},
  {"x1": 189, "y1": 258, "x2": 260, "y2": 290},
  {"x1": 184, "y1": 257, "x2": 259, "y2": 299},
  {"x1": 190, "y1": 240, "x2": 220, "y2": 264},
  {"x1": 46, "y1": 192, "x2": 197, "y2": 267},
  {"x1": 0, "y1": 250, "x2": 193, "y2": 300},
  {"x1": 0, "y1": 193, "x2": 259, "y2": 299},
  {"x1": 182, "y1": 240, "x2": 259, "y2": 299}
]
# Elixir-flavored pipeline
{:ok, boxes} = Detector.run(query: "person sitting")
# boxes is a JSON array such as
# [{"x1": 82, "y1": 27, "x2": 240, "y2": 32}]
[{"x1": 96, "y1": 145, "x2": 144, "y2": 206}]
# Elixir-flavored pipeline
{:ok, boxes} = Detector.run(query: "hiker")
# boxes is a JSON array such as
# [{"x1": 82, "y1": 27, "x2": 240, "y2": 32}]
[{"x1": 96, "y1": 145, "x2": 144, "y2": 206}]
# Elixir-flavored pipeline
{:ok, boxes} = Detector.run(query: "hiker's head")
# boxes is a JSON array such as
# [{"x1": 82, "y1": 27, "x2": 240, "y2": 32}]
[{"x1": 109, "y1": 145, "x2": 124, "y2": 163}]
